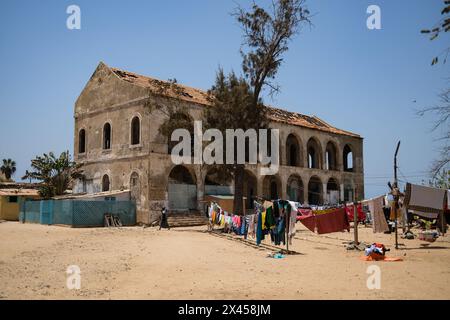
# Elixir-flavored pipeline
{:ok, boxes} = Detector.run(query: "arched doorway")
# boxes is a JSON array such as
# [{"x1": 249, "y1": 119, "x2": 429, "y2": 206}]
[
  {"x1": 243, "y1": 170, "x2": 257, "y2": 211},
  {"x1": 308, "y1": 176, "x2": 323, "y2": 205},
  {"x1": 344, "y1": 179, "x2": 354, "y2": 202},
  {"x1": 204, "y1": 167, "x2": 233, "y2": 196},
  {"x1": 287, "y1": 175, "x2": 304, "y2": 203},
  {"x1": 168, "y1": 165, "x2": 197, "y2": 211},
  {"x1": 130, "y1": 172, "x2": 140, "y2": 205},
  {"x1": 102, "y1": 174, "x2": 110, "y2": 192},
  {"x1": 326, "y1": 177, "x2": 339, "y2": 205},
  {"x1": 307, "y1": 138, "x2": 322, "y2": 169},
  {"x1": 286, "y1": 134, "x2": 301, "y2": 167},
  {"x1": 263, "y1": 175, "x2": 281, "y2": 200},
  {"x1": 325, "y1": 142, "x2": 337, "y2": 171}
]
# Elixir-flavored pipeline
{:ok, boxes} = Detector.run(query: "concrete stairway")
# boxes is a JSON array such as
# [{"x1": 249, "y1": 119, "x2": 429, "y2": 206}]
[{"x1": 166, "y1": 211, "x2": 209, "y2": 227}]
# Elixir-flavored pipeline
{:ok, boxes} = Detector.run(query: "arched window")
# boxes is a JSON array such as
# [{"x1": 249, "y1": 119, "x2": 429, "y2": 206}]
[
  {"x1": 307, "y1": 138, "x2": 321, "y2": 169},
  {"x1": 343, "y1": 144, "x2": 353, "y2": 172},
  {"x1": 102, "y1": 174, "x2": 110, "y2": 192},
  {"x1": 286, "y1": 134, "x2": 300, "y2": 167},
  {"x1": 103, "y1": 123, "x2": 111, "y2": 150},
  {"x1": 325, "y1": 142, "x2": 337, "y2": 170},
  {"x1": 131, "y1": 117, "x2": 140, "y2": 145},
  {"x1": 78, "y1": 129, "x2": 86, "y2": 154}
]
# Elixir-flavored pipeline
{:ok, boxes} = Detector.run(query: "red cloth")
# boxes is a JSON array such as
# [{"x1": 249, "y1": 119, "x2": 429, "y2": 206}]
[
  {"x1": 345, "y1": 204, "x2": 365, "y2": 223},
  {"x1": 315, "y1": 208, "x2": 350, "y2": 234},
  {"x1": 298, "y1": 215, "x2": 316, "y2": 232},
  {"x1": 296, "y1": 208, "x2": 313, "y2": 221},
  {"x1": 298, "y1": 208, "x2": 350, "y2": 234}
]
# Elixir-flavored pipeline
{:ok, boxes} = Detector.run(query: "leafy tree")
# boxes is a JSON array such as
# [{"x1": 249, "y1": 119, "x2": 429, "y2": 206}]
[
  {"x1": 22, "y1": 151, "x2": 83, "y2": 198},
  {"x1": 1, "y1": 158, "x2": 16, "y2": 181},
  {"x1": 428, "y1": 169, "x2": 450, "y2": 189},
  {"x1": 420, "y1": 0, "x2": 450, "y2": 65},
  {"x1": 418, "y1": 1, "x2": 450, "y2": 178},
  {"x1": 204, "y1": 69, "x2": 267, "y2": 208},
  {"x1": 224, "y1": 0, "x2": 311, "y2": 214}
]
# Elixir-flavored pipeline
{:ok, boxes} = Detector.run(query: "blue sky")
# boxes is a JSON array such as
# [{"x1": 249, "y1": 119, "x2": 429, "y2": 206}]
[{"x1": 0, "y1": 0, "x2": 448, "y2": 198}]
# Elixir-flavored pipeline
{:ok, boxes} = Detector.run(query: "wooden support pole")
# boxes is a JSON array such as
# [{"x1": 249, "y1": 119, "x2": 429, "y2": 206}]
[
  {"x1": 393, "y1": 141, "x2": 401, "y2": 250},
  {"x1": 353, "y1": 188, "x2": 359, "y2": 245}
]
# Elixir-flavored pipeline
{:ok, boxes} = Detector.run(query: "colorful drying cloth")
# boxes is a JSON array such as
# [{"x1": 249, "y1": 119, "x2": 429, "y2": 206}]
[
  {"x1": 404, "y1": 183, "x2": 447, "y2": 214},
  {"x1": 298, "y1": 208, "x2": 350, "y2": 235}
]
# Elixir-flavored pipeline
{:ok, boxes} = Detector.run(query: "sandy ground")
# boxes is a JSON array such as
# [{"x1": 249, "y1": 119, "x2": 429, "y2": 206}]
[{"x1": 0, "y1": 221, "x2": 449, "y2": 300}]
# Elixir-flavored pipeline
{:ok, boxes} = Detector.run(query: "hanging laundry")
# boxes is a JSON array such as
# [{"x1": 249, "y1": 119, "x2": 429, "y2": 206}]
[
  {"x1": 404, "y1": 183, "x2": 447, "y2": 215},
  {"x1": 315, "y1": 208, "x2": 349, "y2": 234},
  {"x1": 263, "y1": 200, "x2": 273, "y2": 209},
  {"x1": 371, "y1": 196, "x2": 389, "y2": 233},
  {"x1": 264, "y1": 206, "x2": 276, "y2": 230},
  {"x1": 345, "y1": 204, "x2": 365, "y2": 223},
  {"x1": 287, "y1": 201, "x2": 298, "y2": 245},
  {"x1": 256, "y1": 207, "x2": 263, "y2": 245},
  {"x1": 298, "y1": 208, "x2": 350, "y2": 235}
]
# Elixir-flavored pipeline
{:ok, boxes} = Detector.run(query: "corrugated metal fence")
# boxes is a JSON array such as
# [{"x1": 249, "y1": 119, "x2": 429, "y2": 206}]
[{"x1": 20, "y1": 199, "x2": 136, "y2": 227}]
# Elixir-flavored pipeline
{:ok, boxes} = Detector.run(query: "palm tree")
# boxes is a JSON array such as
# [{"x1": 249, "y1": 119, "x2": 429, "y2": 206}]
[{"x1": 1, "y1": 159, "x2": 16, "y2": 181}]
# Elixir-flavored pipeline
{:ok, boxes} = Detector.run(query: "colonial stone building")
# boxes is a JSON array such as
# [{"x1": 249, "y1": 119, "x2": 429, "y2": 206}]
[{"x1": 74, "y1": 62, "x2": 364, "y2": 224}]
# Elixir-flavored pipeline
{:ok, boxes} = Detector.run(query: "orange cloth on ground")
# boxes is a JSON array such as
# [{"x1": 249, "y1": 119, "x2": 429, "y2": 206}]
[{"x1": 360, "y1": 255, "x2": 403, "y2": 262}]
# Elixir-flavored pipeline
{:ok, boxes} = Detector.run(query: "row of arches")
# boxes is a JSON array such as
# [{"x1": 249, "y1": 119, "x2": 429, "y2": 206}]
[
  {"x1": 78, "y1": 116, "x2": 141, "y2": 154},
  {"x1": 166, "y1": 165, "x2": 356, "y2": 212},
  {"x1": 285, "y1": 134, "x2": 355, "y2": 172}
]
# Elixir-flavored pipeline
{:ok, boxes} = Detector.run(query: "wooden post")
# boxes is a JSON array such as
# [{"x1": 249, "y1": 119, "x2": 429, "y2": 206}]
[
  {"x1": 353, "y1": 187, "x2": 359, "y2": 245},
  {"x1": 286, "y1": 204, "x2": 290, "y2": 252},
  {"x1": 394, "y1": 141, "x2": 401, "y2": 250}
]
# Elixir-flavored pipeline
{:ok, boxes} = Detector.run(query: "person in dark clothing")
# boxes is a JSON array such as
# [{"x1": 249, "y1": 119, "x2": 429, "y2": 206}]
[{"x1": 159, "y1": 206, "x2": 170, "y2": 230}]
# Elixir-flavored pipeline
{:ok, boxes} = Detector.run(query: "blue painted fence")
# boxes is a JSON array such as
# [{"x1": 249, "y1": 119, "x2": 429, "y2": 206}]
[{"x1": 19, "y1": 199, "x2": 136, "y2": 227}]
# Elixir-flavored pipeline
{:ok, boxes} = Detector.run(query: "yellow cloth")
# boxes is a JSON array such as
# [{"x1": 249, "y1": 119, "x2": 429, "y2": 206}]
[
  {"x1": 313, "y1": 209, "x2": 336, "y2": 215},
  {"x1": 262, "y1": 210, "x2": 267, "y2": 230}
]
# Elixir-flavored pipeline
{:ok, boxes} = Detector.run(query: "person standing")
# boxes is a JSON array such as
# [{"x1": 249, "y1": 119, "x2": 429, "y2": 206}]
[{"x1": 159, "y1": 206, "x2": 170, "y2": 230}]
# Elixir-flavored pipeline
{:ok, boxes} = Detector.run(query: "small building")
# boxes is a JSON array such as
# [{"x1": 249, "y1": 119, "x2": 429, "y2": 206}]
[{"x1": 0, "y1": 187, "x2": 40, "y2": 221}]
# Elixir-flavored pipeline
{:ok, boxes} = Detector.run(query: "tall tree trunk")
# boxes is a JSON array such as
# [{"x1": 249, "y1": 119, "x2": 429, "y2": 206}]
[{"x1": 233, "y1": 164, "x2": 245, "y2": 215}]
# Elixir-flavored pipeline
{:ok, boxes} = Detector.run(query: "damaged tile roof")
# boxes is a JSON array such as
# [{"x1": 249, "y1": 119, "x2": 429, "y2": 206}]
[{"x1": 109, "y1": 64, "x2": 361, "y2": 138}]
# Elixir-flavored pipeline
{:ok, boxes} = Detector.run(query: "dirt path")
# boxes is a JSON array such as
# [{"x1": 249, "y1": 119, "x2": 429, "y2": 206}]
[{"x1": 0, "y1": 222, "x2": 449, "y2": 299}]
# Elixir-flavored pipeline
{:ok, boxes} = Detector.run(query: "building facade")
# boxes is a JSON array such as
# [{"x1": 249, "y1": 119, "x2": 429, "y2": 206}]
[{"x1": 74, "y1": 62, "x2": 364, "y2": 224}]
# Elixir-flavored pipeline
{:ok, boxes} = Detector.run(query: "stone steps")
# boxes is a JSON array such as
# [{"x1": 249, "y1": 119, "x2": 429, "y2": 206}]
[{"x1": 166, "y1": 211, "x2": 209, "y2": 227}]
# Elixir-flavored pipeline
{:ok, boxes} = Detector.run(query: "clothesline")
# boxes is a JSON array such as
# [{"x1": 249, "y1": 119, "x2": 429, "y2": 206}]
[{"x1": 207, "y1": 199, "x2": 297, "y2": 249}]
